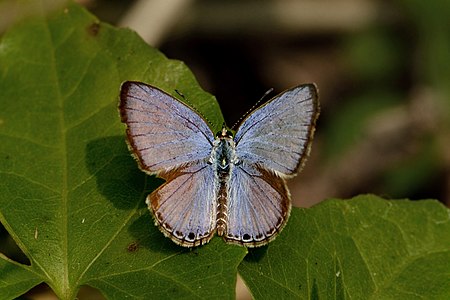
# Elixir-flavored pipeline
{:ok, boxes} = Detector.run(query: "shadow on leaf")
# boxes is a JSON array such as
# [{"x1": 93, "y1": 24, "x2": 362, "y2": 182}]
[
  {"x1": 244, "y1": 245, "x2": 268, "y2": 263},
  {"x1": 86, "y1": 136, "x2": 189, "y2": 254},
  {"x1": 128, "y1": 213, "x2": 188, "y2": 255},
  {"x1": 85, "y1": 136, "x2": 163, "y2": 210}
]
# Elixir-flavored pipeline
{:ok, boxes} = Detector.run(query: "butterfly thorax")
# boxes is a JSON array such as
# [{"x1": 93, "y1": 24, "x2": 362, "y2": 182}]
[{"x1": 209, "y1": 128, "x2": 238, "y2": 236}]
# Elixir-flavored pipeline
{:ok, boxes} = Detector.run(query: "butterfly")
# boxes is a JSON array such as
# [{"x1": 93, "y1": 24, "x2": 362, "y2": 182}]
[{"x1": 119, "y1": 81, "x2": 319, "y2": 247}]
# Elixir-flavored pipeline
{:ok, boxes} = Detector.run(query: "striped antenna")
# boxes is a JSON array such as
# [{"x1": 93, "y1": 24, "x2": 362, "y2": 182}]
[
  {"x1": 175, "y1": 89, "x2": 215, "y2": 130},
  {"x1": 231, "y1": 88, "x2": 274, "y2": 131}
]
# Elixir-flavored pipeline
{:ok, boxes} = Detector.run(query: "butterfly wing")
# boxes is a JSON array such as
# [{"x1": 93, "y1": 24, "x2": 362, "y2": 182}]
[
  {"x1": 225, "y1": 163, "x2": 290, "y2": 246},
  {"x1": 234, "y1": 84, "x2": 319, "y2": 176},
  {"x1": 120, "y1": 81, "x2": 217, "y2": 246},
  {"x1": 226, "y1": 85, "x2": 319, "y2": 246},
  {"x1": 120, "y1": 81, "x2": 215, "y2": 174},
  {"x1": 147, "y1": 161, "x2": 217, "y2": 247}
]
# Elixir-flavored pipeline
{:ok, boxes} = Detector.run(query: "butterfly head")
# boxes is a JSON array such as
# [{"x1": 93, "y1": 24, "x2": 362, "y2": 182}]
[{"x1": 216, "y1": 125, "x2": 233, "y2": 139}]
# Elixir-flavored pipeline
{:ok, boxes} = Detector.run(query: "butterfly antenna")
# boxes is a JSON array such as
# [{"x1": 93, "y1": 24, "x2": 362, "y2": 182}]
[
  {"x1": 231, "y1": 88, "x2": 274, "y2": 130},
  {"x1": 175, "y1": 89, "x2": 214, "y2": 129},
  {"x1": 175, "y1": 89, "x2": 186, "y2": 99}
]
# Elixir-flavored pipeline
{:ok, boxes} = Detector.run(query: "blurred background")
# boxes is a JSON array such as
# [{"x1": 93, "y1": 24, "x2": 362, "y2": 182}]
[
  {"x1": 89, "y1": 0, "x2": 450, "y2": 208},
  {"x1": 1, "y1": 0, "x2": 449, "y2": 299}
]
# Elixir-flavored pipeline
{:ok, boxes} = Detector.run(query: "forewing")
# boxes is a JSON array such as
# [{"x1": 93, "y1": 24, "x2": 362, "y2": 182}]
[
  {"x1": 225, "y1": 163, "x2": 290, "y2": 247},
  {"x1": 147, "y1": 161, "x2": 217, "y2": 247},
  {"x1": 120, "y1": 81, "x2": 215, "y2": 174},
  {"x1": 234, "y1": 84, "x2": 319, "y2": 176}
]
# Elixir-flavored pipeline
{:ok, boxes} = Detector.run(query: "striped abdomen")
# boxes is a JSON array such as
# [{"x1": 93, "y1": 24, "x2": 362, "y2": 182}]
[{"x1": 216, "y1": 173, "x2": 229, "y2": 236}]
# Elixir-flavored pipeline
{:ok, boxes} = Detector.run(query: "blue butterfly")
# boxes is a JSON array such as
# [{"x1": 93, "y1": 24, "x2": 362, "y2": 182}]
[{"x1": 119, "y1": 81, "x2": 319, "y2": 247}]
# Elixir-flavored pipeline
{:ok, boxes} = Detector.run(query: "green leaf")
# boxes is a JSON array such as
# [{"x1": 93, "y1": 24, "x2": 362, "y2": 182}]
[
  {"x1": 0, "y1": 255, "x2": 41, "y2": 299},
  {"x1": 239, "y1": 195, "x2": 450, "y2": 299},
  {"x1": 0, "y1": 2, "x2": 244, "y2": 299}
]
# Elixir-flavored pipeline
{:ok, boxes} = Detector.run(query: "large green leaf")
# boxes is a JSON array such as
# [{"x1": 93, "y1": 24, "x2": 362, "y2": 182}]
[
  {"x1": 239, "y1": 195, "x2": 450, "y2": 299},
  {"x1": 0, "y1": 2, "x2": 245, "y2": 299}
]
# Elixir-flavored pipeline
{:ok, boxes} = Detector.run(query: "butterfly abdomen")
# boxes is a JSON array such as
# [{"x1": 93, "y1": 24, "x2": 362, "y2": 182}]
[{"x1": 216, "y1": 183, "x2": 228, "y2": 236}]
